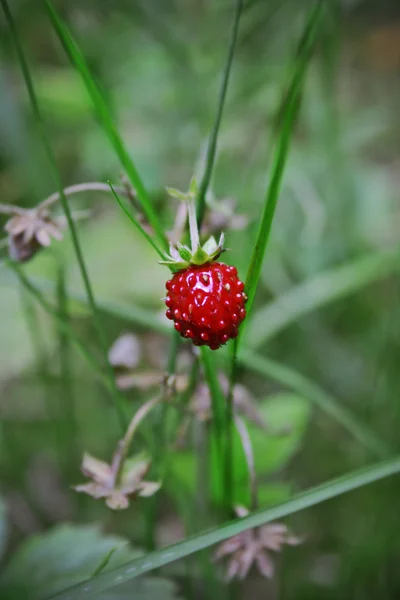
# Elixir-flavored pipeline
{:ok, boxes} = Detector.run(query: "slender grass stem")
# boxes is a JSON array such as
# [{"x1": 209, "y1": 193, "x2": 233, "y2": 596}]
[
  {"x1": 55, "y1": 257, "x2": 79, "y2": 475},
  {"x1": 241, "y1": 2, "x2": 323, "y2": 335},
  {"x1": 145, "y1": 330, "x2": 181, "y2": 551},
  {"x1": 40, "y1": 182, "x2": 134, "y2": 210},
  {"x1": 196, "y1": 0, "x2": 244, "y2": 227},
  {"x1": 8, "y1": 262, "x2": 112, "y2": 393},
  {"x1": 19, "y1": 286, "x2": 63, "y2": 466},
  {"x1": 108, "y1": 183, "x2": 165, "y2": 260},
  {"x1": 1, "y1": 0, "x2": 127, "y2": 430},
  {"x1": 44, "y1": 0, "x2": 168, "y2": 251},
  {"x1": 50, "y1": 456, "x2": 400, "y2": 599},
  {"x1": 240, "y1": 350, "x2": 389, "y2": 457}
]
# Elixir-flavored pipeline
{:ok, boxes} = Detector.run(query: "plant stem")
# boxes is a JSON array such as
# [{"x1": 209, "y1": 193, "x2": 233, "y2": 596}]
[
  {"x1": 108, "y1": 182, "x2": 165, "y2": 260},
  {"x1": 187, "y1": 199, "x2": 200, "y2": 252},
  {"x1": 111, "y1": 396, "x2": 163, "y2": 487},
  {"x1": 55, "y1": 257, "x2": 79, "y2": 476},
  {"x1": 19, "y1": 285, "x2": 63, "y2": 467},
  {"x1": 1, "y1": 0, "x2": 127, "y2": 431},
  {"x1": 196, "y1": 0, "x2": 244, "y2": 228},
  {"x1": 235, "y1": 416, "x2": 258, "y2": 510},
  {"x1": 225, "y1": 339, "x2": 238, "y2": 514},
  {"x1": 8, "y1": 262, "x2": 111, "y2": 392},
  {"x1": 39, "y1": 182, "x2": 132, "y2": 209}
]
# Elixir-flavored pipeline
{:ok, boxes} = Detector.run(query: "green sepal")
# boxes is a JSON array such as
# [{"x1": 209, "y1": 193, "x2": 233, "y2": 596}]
[
  {"x1": 165, "y1": 187, "x2": 190, "y2": 201},
  {"x1": 202, "y1": 236, "x2": 218, "y2": 256},
  {"x1": 176, "y1": 243, "x2": 192, "y2": 262}
]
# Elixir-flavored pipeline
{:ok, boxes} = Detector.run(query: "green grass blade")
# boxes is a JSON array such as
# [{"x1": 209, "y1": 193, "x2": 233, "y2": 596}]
[
  {"x1": 242, "y1": 2, "x2": 323, "y2": 334},
  {"x1": 196, "y1": 0, "x2": 244, "y2": 227},
  {"x1": 1, "y1": 0, "x2": 127, "y2": 430},
  {"x1": 108, "y1": 182, "x2": 165, "y2": 260},
  {"x1": 7, "y1": 263, "x2": 113, "y2": 394},
  {"x1": 200, "y1": 346, "x2": 226, "y2": 432},
  {"x1": 239, "y1": 350, "x2": 388, "y2": 457},
  {"x1": 246, "y1": 249, "x2": 400, "y2": 349},
  {"x1": 48, "y1": 456, "x2": 400, "y2": 599},
  {"x1": 44, "y1": 0, "x2": 167, "y2": 251}
]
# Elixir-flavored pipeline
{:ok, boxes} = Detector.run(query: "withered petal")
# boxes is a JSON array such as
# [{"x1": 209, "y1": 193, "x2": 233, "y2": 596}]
[
  {"x1": 35, "y1": 228, "x2": 52, "y2": 247},
  {"x1": 237, "y1": 545, "x2": 257, "y2": 580},
  {"x1": 73, "y1": 482, "x2": 109, "y2": 499},
  {"x1": 106, "y1": 491, "x2": 130, "y2": 510},
  {"x1": 255, "y1": 551, "x2": 275, "y2": 579},
  {"x1": 138, "y1": 480, "x2": 161, "y2": 497},
  {"x1": 80, "y1": 452, "x2": 112, "y2": 485},
  {"x1": 214, "y1": 536, "x2": 244, "y2": 560}
]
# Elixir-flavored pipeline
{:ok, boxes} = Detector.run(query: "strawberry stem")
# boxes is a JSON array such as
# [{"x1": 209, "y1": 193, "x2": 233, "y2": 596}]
[{"x1": 188, "y1": 198, "x2": 200, "y2": 253}]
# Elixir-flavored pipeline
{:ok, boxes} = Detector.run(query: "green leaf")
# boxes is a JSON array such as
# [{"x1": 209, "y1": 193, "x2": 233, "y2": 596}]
[
  {"x1": 250, "y1": 393, "x2": 311, "y2": 475},
  {"x1": 245, "y1": 249, "x2": 400, "y2": 349},
  {"x1": 44, "y1": 0, "x2": 167, "y2": 251},
  {"x1": 46, "y1": 457, "x2": 400, "y2": 599},
  {"x1": 0, "y1": 524, "x2": 180, "y2": 600},
  {"x1": 240, "y1": 350, "x2": 389, "y2": 457},
  {"x1": 241, "y1": 2, "x2": 323, "y2": 338},
  {"x1": 0, "y1": 497, "x2": 8, "y2": 562}
]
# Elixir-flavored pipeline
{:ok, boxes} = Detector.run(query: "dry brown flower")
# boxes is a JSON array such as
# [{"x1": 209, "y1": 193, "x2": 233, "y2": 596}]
[
  {"x1": 74, "y1": 451, "x2": 161, "y2": 510},
  {"x1": 5, "y1": 208, "x2": 64, "y2": 262},
  {"x1": 215, "y1": 506, "x2": 301, "y2": 581},
  {"x1": 191, "y1": 375, "x2": 266, "y2": 428}
]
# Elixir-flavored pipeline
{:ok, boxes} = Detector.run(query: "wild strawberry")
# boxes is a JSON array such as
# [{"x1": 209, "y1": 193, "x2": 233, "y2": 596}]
[
  {"x1": 165, "y1": 262, "x2": 246, "y2": 350},
  {"x1": 161, "y1": 179, "x2": 247, "y2": 350}
]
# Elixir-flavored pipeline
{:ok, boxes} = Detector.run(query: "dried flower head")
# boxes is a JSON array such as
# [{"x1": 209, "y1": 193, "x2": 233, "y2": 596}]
[
  {"x1": 5, "y1": 207, "x2": 63, "y2": 262},
  {"x1": 191, "y1": 374, "x2": 265, "y2": 428},
  {"x1": 215, "y1": 506, "x2": 301, "y2": 581},
  {"x1": 1, "y1": 202, "x2": 89, "y2": 262},
  {"x1": 74, "y1": 451, "x2": 161, "y2": 510}
]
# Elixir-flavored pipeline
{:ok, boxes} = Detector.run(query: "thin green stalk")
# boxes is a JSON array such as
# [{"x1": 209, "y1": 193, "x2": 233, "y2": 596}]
[
  {"x1": 1, "y1": 0, "x2": 127, "y2": 430},
  {"x1": 56, "y1": 258, "x2": 79, "y2": 475},
  {"x1": 44, "y1": 0, "x2": 167, "y2": 251},
  {"x1": 49, "y1": 456, "x2": 400, "y2": 599},
  {"x1": 145, "y1": 331, "x2": 181, "y2": 551},
  {"x1": 196, "y1": 0, "x2": 244, "y2": 227},
  {"x1": 8, "y1": 263, "x2": 111, "y2": 393},
  {"x1": 239, "y1": 350, "x2": 389, "y2": 457},
  {"x1": 242, "y1": 2, "x2": 323, "y2": 334},
  {"x1": 19, "y1": 286, "x2": 63, "y2": 466},
  {"x1": 108, "y1": 182, "x2": 165, "y2": 260},
  {"x1": 200, "y1": 347, "x2": 225, "y2": 434},
  {"x1": 224, "y1": 339, "x2": 238, "y2": 514}
]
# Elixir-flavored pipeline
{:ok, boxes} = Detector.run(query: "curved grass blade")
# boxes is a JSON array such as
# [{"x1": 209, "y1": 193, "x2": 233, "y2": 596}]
[
  {"x1": 196, "y1": 0, "x2": 244, "y2": 227},
  {"x1": 246, "y1": 249, "x2": 400, "y2": 349},
  {"x1": 239, "y1": 349, "x2": 388, "y2": 457},
  {"x1": 108, "y1": 182, "x2": 165, "y2": 260},
  {"x1": 44, "y1": 0, "x2": 168, "y2": 251},
  {"x1": 242, "y1": 1, "x2": 323, "y2": 334},
  {"x1": 48, "y1": 456, "x2": 400, "y2": 599},
  {"x1": 1, "y1": 0, "x2": 127, "y2": 430}
]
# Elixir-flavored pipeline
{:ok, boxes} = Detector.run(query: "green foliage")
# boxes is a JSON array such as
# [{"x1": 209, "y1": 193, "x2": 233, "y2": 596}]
[
  {"x1": 42, "y1": 457, "x2": 400, "y2": 599},
  {"x1": 169, "y1": 393, "x2": 311, "y2": 507},
  {"x1": 0, "y1": 523, "x2": 180, "y2": 600},
  {"x1": 0, "y1": 498, "x2": 8, "y2": 562}
]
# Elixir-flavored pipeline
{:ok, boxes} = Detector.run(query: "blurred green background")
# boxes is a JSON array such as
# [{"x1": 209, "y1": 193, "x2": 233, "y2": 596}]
[{"x1": 1, "y1": 0, "x2": 400, "y2": 599}]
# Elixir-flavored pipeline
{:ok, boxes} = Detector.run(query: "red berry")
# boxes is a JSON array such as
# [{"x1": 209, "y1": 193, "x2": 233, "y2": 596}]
[{"x1": 165, "y1": 263, "x2": 247, "y2": 349}]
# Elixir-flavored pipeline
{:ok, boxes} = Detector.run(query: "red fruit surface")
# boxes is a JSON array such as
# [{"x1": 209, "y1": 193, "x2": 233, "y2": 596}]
[{"x1": 165, "y1": 263, "x2": 247, "y2": 350}]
